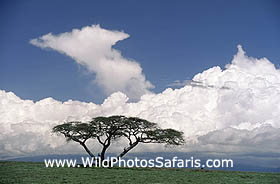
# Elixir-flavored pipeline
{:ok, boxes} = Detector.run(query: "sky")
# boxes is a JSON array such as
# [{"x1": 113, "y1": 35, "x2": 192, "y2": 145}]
[
  {"x1": 1, "y1": 0, "x2": 280, "y2": 103},
  {"x1": 1, "y1": 0, "x2": 280, "y2": 171}
]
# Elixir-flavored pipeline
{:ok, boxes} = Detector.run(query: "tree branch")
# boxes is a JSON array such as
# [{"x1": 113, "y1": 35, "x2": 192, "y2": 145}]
[
  {"x1": 117, "y1": 140, "x2": 139, "y2": 159},
  {"x1": 80, "y1": 142, "x2": 95, "y2": 158}
]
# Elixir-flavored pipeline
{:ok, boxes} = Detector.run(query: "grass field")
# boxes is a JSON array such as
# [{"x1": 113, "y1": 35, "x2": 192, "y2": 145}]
[{"x1": 0, "y1": 161, "x2": 279, "y2": 184}]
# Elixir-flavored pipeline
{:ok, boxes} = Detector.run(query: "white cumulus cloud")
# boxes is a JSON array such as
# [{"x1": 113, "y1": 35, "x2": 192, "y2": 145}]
[
  {"x1": 0, "y1": 45, "x2": 280, "y2": 160},
  {"x1": 30, "y1": 25, "x2": 154, "y2": 100}
]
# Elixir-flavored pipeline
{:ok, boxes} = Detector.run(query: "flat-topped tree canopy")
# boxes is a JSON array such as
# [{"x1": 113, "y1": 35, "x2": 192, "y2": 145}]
[
  {"x1": 52, "y1": 121, "x2": 97, "y2": 143},
  {"x1": 90, "y1": 115, "x2": 127, "y2": 140},
  {"x1": 143, "y1": 128, "x2": 185, "y2": 145},
  {"x1": 120, "y1": 117, "x2": 185, "y2": 144},
  {"x1": 52, "y1": 116, "x2": 185, "y2": 162}
]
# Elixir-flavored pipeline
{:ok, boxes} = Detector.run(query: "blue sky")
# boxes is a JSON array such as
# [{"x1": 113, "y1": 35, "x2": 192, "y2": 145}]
[{"x1": 1, "y1": 0, "x2": 280, "y2": 103}]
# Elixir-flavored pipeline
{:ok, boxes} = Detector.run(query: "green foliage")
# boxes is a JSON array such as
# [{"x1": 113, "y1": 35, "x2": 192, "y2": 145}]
[
  {"x1": 145, "y1": 128, "x2": 185, "y2": 145},
  {"x1": 90, "y1": 115, "x2": 127, "y2": 140},
  {"x1": 52, "y1": 121, "x2": 96, "y2": 143},
  {"x1": 121, "y1": 117, "x2": 185, "y2": 145}
]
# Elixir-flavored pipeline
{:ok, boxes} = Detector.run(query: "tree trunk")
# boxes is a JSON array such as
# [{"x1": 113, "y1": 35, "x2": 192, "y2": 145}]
[
  {"x1": 117, "y1": 141, "x2": 139, "y2": 159},
  {"x1": 100, "y1": 144, "x2": 109, "y2": 162}
]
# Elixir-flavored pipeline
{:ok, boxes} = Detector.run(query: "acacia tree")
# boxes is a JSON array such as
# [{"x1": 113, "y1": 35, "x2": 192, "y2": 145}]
[{"x1": 52, "y1": 116, "x2": 185, "y2": 163}]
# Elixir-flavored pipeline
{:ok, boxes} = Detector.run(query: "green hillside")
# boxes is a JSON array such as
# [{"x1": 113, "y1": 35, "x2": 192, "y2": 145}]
[{"x1": 0, "y1": 161, "x2": 279, "y2": 184}]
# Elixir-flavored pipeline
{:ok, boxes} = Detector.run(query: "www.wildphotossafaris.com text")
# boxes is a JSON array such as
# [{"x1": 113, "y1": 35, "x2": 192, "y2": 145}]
[{"x1": 44, "y1": 156, "x2": 234, "y2": 169}]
